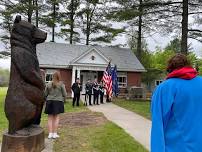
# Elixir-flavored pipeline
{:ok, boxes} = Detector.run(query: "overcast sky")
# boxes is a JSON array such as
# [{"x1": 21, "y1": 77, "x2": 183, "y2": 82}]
[
  {"x1": 0, "y1": 31, "x2": 202, "y2": 69},
  {"x1": 0, "y1": 12, "x2": 202, "y2": 70}
]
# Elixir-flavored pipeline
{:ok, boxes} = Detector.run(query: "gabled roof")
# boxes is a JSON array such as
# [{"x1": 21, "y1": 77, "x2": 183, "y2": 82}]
[
  {"x1": 37, "y1": 42, "x2": 145, "y2": 72},
  {"x1": 70, "y1": 47, "x2": 110, "y2": 64}
]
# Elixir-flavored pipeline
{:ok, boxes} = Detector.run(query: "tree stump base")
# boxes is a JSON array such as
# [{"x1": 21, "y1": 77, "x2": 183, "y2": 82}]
[{"x1": 1, "y1": 126, "x2": 45, "y2": 152}]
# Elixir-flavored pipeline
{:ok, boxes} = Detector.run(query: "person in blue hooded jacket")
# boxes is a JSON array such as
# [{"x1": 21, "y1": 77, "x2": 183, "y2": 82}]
[{"x1": 151, "y1": 53, "x2": 202, "y2": 152}]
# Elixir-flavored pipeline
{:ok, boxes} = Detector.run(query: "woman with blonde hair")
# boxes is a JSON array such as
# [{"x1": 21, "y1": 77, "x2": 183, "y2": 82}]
[{"x1": 45, "y1": 71, "x2": 67, "y2": 139}]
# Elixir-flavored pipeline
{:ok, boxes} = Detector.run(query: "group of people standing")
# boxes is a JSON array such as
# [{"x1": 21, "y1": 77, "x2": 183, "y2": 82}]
[
  {"x1": 71, "y1": 77, "x2": 107, "y2": 107},
  {"x1": 85, "y1": 78, "x2": 105, "y2": 106}
]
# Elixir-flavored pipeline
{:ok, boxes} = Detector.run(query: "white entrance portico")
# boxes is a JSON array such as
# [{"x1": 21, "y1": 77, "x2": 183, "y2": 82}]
[
  {"x1": 70, "y1": 48, "x2": 110, "y2": 96},
  {"x1": 72, "y1": 66, "x2": 108, "y2": 93}
]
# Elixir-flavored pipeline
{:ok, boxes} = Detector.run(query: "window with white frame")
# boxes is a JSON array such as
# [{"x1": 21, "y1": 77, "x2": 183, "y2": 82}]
[
  {"x1": 45, "y1": 73, "x2": 53, "y2": 83},
  {"x1": 155, "y1": 80, "x2": 163, "y2": 86},
  {"x1": 117, "y1": 72, "x2": 127, "y2": 88},
  {"x1": 45, "y1": 70, "x2": 56, "y2": 83}
]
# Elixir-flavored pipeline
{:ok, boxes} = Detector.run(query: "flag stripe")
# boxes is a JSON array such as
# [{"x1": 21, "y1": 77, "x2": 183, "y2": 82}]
[{"x1": 102, "y1": 63, "x2": 112, "y2": 98}]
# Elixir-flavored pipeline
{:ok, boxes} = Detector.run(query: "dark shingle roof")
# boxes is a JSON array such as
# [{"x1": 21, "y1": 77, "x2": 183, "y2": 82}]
[{"x1": 37, "y1": 42, "x2": 145, "y2": 72}]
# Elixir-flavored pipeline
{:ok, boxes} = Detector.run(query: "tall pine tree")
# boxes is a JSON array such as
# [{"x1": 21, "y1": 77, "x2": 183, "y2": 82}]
[
  {"x1": 107, "y1": 0, "x2": 165, "y2": 60},
  {"x1": 58, "y1": 0, "x2": 80, "y2": 44},
  {"x1": 78, "y1": 0, "x2": 124, "y2": 45},
  {"x1": 40, "y1": 0, "x2": 60, "y2": 42}
]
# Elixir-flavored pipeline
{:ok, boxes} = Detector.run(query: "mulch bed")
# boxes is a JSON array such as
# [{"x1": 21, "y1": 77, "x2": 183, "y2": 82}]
[{"x1": 59, "y1": 111, "x2": 107, "y2": 128}]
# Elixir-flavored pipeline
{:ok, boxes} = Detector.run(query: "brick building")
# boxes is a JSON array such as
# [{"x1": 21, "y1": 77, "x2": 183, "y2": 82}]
[{"x1": 37, "y1": 42, "x2": 145, "y2": 97}]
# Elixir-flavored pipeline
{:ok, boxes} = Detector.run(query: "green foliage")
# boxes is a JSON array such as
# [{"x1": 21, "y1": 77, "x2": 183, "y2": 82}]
[
  {"x1": 0, "y1": 87, "x2": 8, "y2": 142},
  {"x1": 196, "y1": 59, "x2": 202, "y2": 75},
  {"x1": 107, "y1": 8, "x2": 139, "y2": 21},
  {"x1": 0, "y1": 0, "x2": 44, "y2": 53},
  {"x1": 0, "y1": 0, "x2": 201, "y2": 52},
  {"x1": 57, "y1": 0, "x2": 80, "y2": 43},
  {"x1": 141, "y1": 50, "x2": 152, "y2": 69},
  {"x1": 165, "y1": 37, "x2": 193, "y2": 53},
  {"x1": 151, "y1": 50, "x2": 175, "y2": 71},
  {"x1": 165, "y1": 38, "x2": 181, "y2": 53},
  {"x1": 0, "y1": 3, "x2": 13, "y2": 52},
  {"x1": 140, "y1": 37, "x2": 202, "y2": 85},
  {"x1": 129, "y1": 32, "x2": 148, "y2": 57},
  {"x1": 40, "y1": 0, "x2": 60, "y2": 27},
  {"x1": 0, "y1": 68, "x2": 10, "y2": 87},
  {"x1": 78, "y1": 0, "x2": 125, "y2": 45},
  {"x1": 186, "y1": 52, "x2": 202, "y2": 76},
  {"x1": 142, "y1": 68, "x2": 163, "y2": 85}
]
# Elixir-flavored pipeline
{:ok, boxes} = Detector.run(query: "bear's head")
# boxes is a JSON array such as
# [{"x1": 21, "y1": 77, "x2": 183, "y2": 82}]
[{"x1": 11, "y1": 15, "x2": 47, "y2": 45}]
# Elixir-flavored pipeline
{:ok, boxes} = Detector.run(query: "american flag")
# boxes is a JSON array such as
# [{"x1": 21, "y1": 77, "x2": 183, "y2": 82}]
[{"x1": 102, "y1": 62, "x2": 113, "y2": 98}]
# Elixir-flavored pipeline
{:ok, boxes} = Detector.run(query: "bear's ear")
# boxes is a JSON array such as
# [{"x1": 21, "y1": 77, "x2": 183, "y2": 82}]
[{"x1": 14, "y1": 15, "x2": 21, "y2": 23}]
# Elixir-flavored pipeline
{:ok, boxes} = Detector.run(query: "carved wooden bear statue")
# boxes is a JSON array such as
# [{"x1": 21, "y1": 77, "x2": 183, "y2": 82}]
[{"x1": 5, "y1": 15, "x2": 47, "y2": 134}]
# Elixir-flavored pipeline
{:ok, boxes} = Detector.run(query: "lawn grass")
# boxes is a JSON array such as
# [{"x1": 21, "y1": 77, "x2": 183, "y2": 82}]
[
  {"x1": 113, "y1": 99, "x2": 151, "y2": 119},
  {"x1": 0, "y1": 87, "x2": 87, "y2": 141},
  {"x1": 0, "y1": 87, "x2": 8, "y2": 142},
  {"x1": 0, "y1": 88, "x2": 148, "y2": 152},
  {"x1": 54, "y1": 116, "x2": 148, "y2": 152}
]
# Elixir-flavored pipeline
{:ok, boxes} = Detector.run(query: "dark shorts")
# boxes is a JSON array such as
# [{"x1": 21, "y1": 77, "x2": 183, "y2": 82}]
[{"x1": 44, "y1": 100, "x2": 64, "y2": 115}]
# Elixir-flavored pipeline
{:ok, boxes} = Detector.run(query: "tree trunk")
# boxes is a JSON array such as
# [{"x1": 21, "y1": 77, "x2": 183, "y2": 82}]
[
  {"x1": 86, "y1": 12, "x2": 90, "y2": 45},
  {"x1": 28, "y1": 0, "x2": 33, "y2": 23},
  {"x1": 137, "y1": 0, "x2": 143, "y2": 61},
  {"x1": 85, "y1": 1, "x2": 90, "y2": 45},
  {"x1": 70, "y1": 0, "x2": 74, "y2": 44},
  {"x1": 181, "y1": 0, "x2": 188, "y2": 54},
  {"x1": 35, "y1": 0, "x2": 39, "y2": 28},
  {"x1": 52, "y1": 26, "x2": 55, "y2": 42},
  {"x1": 52, "y1": 1, "x2": 56, "y2": 42}
]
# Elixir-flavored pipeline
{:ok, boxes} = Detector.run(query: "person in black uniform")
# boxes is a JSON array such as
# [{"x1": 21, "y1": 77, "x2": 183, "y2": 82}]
[
  {"x1": 71, "y1": 78, "x2": 82, "y2": 107},
  {"x1": 93, "y1": 78, "x2": 99, "y2": 105},
  {"x1": 85, "y1": 79, "x2": 93, "y2": 106},
  {"x1": 99, "y1": 81, "x2": 105, "y2": 104}
]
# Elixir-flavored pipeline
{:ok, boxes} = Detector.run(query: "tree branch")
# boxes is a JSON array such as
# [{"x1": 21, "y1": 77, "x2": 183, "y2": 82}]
[
  {"x1": 189, "y1": 36, "x2": 202, "y2": 43},
  {"x1": 188, "y1": 29, "x2": 202, "y2": 33}
]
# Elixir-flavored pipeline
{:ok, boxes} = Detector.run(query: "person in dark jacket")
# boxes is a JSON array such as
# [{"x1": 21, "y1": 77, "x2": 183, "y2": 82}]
[
  {"x1": 85, "y1": 79, "x2": 93, "y2": 106},
  {"x1": 71, "y1": 78, "x2": 82, "y2": 107},
  {"x1": 99, "y1": 81, "x2": 105, "y2": 104},
  {"x1": 93, "y1": 78, "x2": 99, "y2": 105}
]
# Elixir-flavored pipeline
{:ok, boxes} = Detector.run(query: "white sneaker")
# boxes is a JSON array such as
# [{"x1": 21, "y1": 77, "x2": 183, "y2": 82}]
[
  {"x1": 48, "y1": 133, "x2": 53, "y2": 139},
  {"x1": 52, "y1": 133, "x2": 60, "y2": 139}
]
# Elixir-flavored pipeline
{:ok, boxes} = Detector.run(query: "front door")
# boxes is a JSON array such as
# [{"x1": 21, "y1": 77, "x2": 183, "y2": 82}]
[{"x1": 80, "y1": 71, "x2": 98, "y2": 93}]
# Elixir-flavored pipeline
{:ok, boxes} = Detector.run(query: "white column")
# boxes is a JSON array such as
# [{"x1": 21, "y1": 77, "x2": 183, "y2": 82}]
[
  {"x1": 71, "y1": 66, "x2": 76, "y2": 97},
  {"x1": 72, "y1": 66, "x2": 76, "y2": 84},
  {"x1": 77, "y1": 68, "x2": 80, "y2": 79}
]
